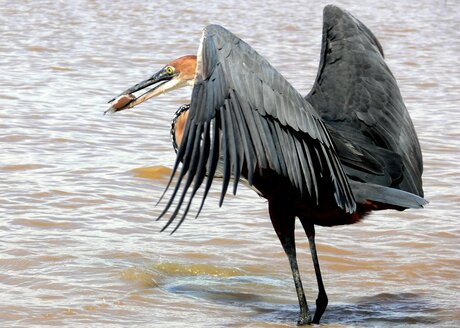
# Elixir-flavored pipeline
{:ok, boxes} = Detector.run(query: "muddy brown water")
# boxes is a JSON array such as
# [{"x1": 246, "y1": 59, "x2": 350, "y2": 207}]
[{"x1": 1, "y1": 1, "x2": 459, "y2": 327}]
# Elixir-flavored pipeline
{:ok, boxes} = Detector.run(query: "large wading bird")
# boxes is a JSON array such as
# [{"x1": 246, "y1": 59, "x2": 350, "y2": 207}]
[{"x1": 107, "y1": 5, "x2": 426, "y2": 325}]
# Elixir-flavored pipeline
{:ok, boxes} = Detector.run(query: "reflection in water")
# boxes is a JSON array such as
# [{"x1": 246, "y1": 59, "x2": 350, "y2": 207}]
[
  {"x1": 120, "y1": 267, "x2": 159, "y2": 288},
  {"x1": 1, "y1": 0, "x2": 459, "y2": 327},
  {"x1": 131, "y1": 165, "x2": 173, "y2": 180},
  {"x1": 343, "y1": 293, "x2": 440, "y2": 325},
  {"x1": 254, "y1": 293, "x2": 440, "y2": 326}
]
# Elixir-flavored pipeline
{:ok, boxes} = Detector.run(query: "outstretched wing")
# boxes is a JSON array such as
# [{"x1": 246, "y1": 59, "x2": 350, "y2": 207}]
[
  {"x1": 307, "y1": 5, "x2": 424, "y2": 197},
  {"x1": 159, "y1": 24, "x2": 356, "y2": 232}
]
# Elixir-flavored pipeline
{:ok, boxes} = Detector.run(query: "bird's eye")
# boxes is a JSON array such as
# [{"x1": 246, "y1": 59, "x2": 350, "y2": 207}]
[{"x1": 165, "y1": 66, "x2": 175, "y2": 75}]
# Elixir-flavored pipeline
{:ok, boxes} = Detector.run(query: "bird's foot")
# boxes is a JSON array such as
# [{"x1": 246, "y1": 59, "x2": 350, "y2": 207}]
[
  {"x1": 311, "y1": 293, "x2": 328, "y2": 324},
  {"x1": 297, "y1": 312, "x2": 312, "y2": 326}
]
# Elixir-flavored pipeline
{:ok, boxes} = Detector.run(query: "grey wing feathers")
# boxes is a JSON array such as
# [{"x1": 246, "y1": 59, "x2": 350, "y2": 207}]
[
  {"x1": 307, "y1": 5, "x2": 424, "y2": 197},
  {"x1": 158, "y1": 24, "x2": 356, "y2": 232}
]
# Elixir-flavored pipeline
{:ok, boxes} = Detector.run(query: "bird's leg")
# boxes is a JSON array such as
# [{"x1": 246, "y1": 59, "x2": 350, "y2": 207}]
[
  {"x1": 269, "y1": 201, "x2": 312, "y2": 325},
  {"x1": 301, "y1": 223, "x2": 328, "y2": 324}
]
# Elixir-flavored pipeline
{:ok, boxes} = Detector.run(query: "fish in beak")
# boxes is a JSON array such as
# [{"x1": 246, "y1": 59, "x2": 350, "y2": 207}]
[{"x1": 105, "y1": 55, "x2": 197, "y2": 115}]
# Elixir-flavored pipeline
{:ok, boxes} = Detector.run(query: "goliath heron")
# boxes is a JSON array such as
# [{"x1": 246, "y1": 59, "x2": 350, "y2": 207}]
[{"x1": 107, "y1": 5, "x2": 426, "y2": 325}]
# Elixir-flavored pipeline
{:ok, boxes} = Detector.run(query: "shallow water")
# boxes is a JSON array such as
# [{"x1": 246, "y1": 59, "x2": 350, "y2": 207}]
[{"x1": 1, "y1": 0, "x2": 459, "y2": 327}]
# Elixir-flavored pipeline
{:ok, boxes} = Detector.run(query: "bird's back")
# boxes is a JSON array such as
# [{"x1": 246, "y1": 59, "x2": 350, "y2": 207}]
[{"x1": 306, "y1": 5, "x2": 424, "y2": 198}]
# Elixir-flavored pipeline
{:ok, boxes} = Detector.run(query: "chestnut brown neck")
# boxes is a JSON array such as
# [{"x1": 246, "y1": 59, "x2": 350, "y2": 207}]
[
  {"x1": 170, "y1": 104, "x2": 190, "y2": 152},
  {"x1": 169, "y1": 55, "x2": 197, "y2": 82}
]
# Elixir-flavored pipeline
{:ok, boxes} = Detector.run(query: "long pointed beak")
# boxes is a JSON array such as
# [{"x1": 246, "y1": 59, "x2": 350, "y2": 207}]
[{"x1": 105, "y1": 70, "x2": 173, "y2": 115}]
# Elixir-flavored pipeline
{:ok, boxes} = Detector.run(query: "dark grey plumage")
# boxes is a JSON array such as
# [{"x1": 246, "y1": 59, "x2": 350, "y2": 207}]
[
  {"x1": 307, "y1": 6, "x2": 424, "y2": 198},
  {"x1": 159, "y1": 23, "x2": 360, "y2": 232},
  {"x1": 159, "y1": 9, "x2": 426, "y2": 232}
]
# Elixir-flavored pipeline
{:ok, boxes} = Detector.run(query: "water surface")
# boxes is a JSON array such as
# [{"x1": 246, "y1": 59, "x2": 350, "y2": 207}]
[{"x1": 1, "y1": 0, "x2": 459, "y2": 327}]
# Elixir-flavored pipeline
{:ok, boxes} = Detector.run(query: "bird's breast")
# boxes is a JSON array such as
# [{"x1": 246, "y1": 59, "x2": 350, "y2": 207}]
[{"x1": 171, "y1": 104, "x2": 190, "y2": 152}]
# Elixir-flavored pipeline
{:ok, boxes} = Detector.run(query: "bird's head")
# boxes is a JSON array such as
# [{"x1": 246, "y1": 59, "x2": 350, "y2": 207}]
[{"x1": 106, "y1": 55, "x2": 197, "y2": 114}]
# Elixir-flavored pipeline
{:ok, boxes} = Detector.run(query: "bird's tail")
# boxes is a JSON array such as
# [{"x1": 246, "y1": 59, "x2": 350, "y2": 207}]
[{"x1": 350, "y1": 180, "x2": 428, "y2": 210}]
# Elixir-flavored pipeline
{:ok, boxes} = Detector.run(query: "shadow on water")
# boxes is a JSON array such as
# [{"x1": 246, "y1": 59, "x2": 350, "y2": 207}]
[
  {"x1": 256, "y1": 292, "x2": 441, "y2": 326},
  {"x1": 166, "y1": 275, "x2": 282, "y2": 306},
  {"x1": 319, "y1": 293, "x2": 440, "y2": 326},
  {"x1": 165, "y1": 273, "x2": 441, "y2": 326}
]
